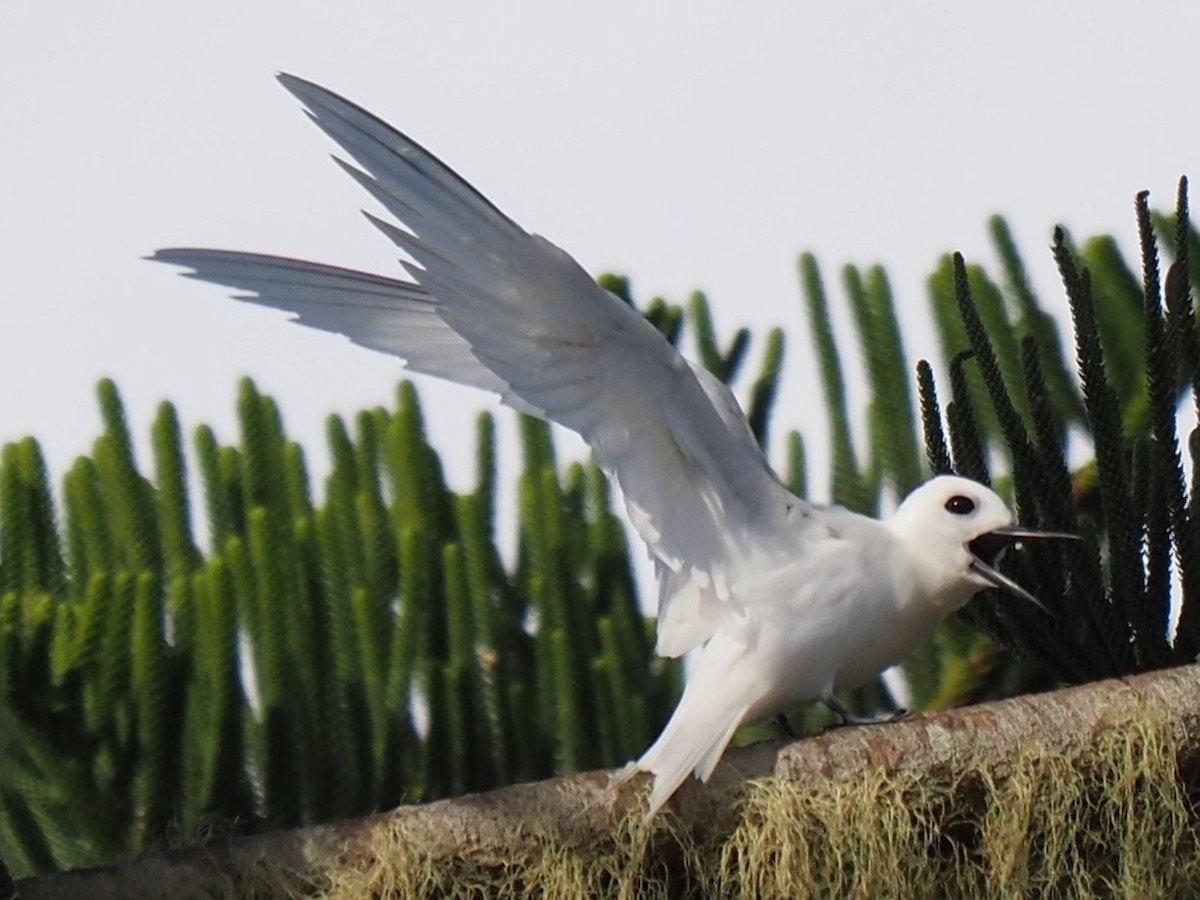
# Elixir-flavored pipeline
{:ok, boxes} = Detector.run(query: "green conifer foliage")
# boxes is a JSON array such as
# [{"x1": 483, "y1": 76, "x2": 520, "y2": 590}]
[
  {"x1": 0, "y1": 365, "x2": 699, "y2": 873},
  {"x1": 917, "y1": 179, "x2": 1198, "y2": 684}
]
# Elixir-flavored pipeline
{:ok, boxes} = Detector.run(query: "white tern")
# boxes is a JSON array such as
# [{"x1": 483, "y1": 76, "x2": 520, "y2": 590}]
[{"x1": 153, "y1": 75, "x2": 1077, "y2": 819}]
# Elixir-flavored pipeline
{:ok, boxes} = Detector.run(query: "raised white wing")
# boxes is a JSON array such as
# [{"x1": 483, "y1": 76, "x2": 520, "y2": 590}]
[{"x1": 153, "y1": 74, "x2": 813, "y2": 655}]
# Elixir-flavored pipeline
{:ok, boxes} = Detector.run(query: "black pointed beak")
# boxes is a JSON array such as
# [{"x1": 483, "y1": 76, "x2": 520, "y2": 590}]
[{"x1": 967, "y1": 526, "x2": 1081, "y2": 614}]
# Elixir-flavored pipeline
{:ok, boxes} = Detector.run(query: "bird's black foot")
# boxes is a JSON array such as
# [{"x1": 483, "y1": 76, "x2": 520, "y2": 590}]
[
  {"x1": 775, "y1": 713, "x2": 798, "y2": 739},
  {"x1": 824, "y1": 698, "x2": 909, "y2": 726}
]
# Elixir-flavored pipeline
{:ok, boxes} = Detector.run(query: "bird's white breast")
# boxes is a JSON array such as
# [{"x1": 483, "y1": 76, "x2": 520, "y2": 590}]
[{"x1": 711, "y1": 524, "x2": 944, "y2": 723}]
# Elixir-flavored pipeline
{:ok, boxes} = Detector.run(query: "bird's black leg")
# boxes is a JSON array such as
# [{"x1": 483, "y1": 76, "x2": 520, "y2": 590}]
[
  {"x1": 824, "y1": 697, "x2": 908, "y2": 726},
  {"x1": 775, "y1": 713, "x2": 798, "y2": 738}
]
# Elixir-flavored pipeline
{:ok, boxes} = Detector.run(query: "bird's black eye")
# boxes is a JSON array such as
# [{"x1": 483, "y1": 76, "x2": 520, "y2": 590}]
[{"x1": 945, "y1": 495, "x2": 976, "y2": 516}]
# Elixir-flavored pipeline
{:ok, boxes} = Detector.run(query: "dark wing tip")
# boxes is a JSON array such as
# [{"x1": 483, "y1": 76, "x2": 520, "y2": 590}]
[
  {"x1": 275, "y1": 71, "x2": 307, "y2": 94},
  {"x1": 275, "y1": 72, "x2": 347, "y2": 115},
  {"x1": 147, "y1": 248, "x2": 196, "y2": 269}
]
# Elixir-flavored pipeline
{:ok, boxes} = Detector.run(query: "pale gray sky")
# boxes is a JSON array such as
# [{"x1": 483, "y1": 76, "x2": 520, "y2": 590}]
[{"x1": 3, "y1": 2, "x2": 1197, "y2": 517}]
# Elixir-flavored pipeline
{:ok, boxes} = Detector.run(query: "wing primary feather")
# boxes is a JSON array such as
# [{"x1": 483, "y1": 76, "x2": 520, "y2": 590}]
[{"x1": 276, "y1": 73, "x2": 518, "y2": 233}]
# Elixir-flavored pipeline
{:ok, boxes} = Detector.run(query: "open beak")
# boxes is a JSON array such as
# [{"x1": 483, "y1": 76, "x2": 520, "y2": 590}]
[{"x1": 967, "y1": 526, "x2": 1081, "y2": 614}]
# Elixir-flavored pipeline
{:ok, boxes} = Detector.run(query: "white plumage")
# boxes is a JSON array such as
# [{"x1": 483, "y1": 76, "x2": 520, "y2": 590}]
[{"x1": 154, "y1": 75, "x2": 1072, "y2": 820}]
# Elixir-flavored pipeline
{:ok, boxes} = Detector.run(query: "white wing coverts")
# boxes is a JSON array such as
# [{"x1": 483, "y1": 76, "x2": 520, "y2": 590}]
[{"x1": 153, "y1": 74, "x2": 809, "y2": 656}]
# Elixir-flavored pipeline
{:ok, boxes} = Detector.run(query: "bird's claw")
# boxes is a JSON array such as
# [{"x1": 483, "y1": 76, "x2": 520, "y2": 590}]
[{"x1": 824, "y1": 698, "x2": 909, "y2": 727}]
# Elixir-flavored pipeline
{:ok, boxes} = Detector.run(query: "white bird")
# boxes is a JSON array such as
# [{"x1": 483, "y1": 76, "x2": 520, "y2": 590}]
[{"x1": 153, "y1": 74, "x2": 1076, "y2": 819}]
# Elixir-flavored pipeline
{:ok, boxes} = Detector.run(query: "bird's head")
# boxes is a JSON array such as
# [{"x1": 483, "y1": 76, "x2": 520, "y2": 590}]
[{"x1": 887, "y1": 474, "x2": 1078, "y2": 613}]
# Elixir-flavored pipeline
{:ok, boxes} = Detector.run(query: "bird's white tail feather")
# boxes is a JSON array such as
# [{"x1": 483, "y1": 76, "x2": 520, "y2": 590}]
[{"x1": 635, "y1": 687, "x2": 751, "y2": 820}]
